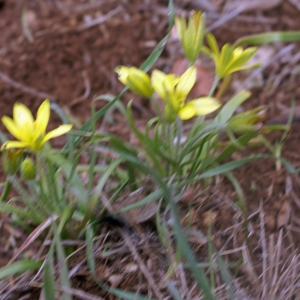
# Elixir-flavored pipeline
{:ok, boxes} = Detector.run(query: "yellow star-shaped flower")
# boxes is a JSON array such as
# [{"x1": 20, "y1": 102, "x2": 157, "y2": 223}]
[
  {"x1": 2, "y1": 99, "x2": 72, "y2": 151},
  {"x1": 151, "y1": 66, "x2": 221, "y2": 122},
  {"x1": 206, "y1": 33, "x2": 258, "y2": 79}
]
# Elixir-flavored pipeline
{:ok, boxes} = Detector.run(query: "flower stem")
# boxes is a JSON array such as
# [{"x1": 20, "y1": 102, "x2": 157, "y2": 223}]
[
  {"x1": 215, "y1": 74, "x2": 231, "y2": 99},
  {"x1": 0, "y1": 179, "x2": 12, "y2": 202},
  {"x1": 208, "y1": 76, "x2": 220, "y2": 97}
]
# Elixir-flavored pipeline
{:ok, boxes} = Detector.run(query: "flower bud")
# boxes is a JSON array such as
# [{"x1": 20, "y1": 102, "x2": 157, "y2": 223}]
[
  {"x1": 20, "y1": 157, "x2": 36, "y2": 180},
  {"x1": 228, "y1": 107, "x2": 266, "y2": 132},
  {"x1": 115, "y1": 66, "x2": 154, "y2": 98},
  {"x1": 175, "y1": 11, "x2": 205, "y2": 63},
  {"x1": 2, "y1": 149, "x2": 23, "y2": 175}
]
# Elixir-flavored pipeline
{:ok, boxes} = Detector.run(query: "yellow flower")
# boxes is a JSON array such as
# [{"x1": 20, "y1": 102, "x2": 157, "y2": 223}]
[
  {"x1": 115, "y1": 66, "x2": 154, "y2": 98},
  {"x1": 175, "y1": 11, "x2": 205, "y2": 63},
  {"x1": 206, "y1": 33, "x2": 258, "y2": 79},
  {"x1": 1, "y1": 99, "x2": 72, "y2": 151},
  {"x1": 151, "y1": 66, "x2": 221, "y2": 121}
]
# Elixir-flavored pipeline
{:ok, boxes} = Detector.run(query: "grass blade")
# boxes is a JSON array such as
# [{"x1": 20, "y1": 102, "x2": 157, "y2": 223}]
[
  {"x1": 0, "y1": 259, "x2": 42, "y2": 280},
  {"x1": 43, "y1": 261, "x2": 56, "y2": 300},
  {"x1": 234, "y1": 31, "x2": 300, "y2": 47}
]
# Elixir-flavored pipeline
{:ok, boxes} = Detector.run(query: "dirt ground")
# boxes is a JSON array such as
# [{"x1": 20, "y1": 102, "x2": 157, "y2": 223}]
[{"x1": 1, "y1": 0, "x2": 300, "y2": 299}]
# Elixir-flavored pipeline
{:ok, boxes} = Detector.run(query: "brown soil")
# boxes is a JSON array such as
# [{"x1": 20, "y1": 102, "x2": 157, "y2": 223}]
[{"x1": 1, "y1": 0, "x2": 300, "y2": 299}]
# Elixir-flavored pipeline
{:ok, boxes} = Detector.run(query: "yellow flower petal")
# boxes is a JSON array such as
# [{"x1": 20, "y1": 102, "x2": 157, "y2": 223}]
[
  {"x1": 35, "y1": 99, "x2": 50, "y2": 134},
  {"x1": 13, "y1": 102, "x2": 34, "y2": 129},
  {"x1": 2, "y1": 141, "x2": 28, "y2": 149},
  {"x1": 176, "y1": 66, "x2": 196, "y2": 100},
  {"x1": 151, "y1": 70, "x2": 178, "y2": 101},
  {"x1": 1, "y1": 116, "x2": 24, "y2": 141},
  {"x1": 191, "y1": 97, "x2": 221, "y2": 115},
  {"x1": 177, "y1": 105, "x2": 196, "y2": 120},
  {"x1": 43, "y1": 124, "x2": 72, "y2": 142},
  {"x1": 114, "y1": 66, "x2": 129, "y2": 86},
  {"x1": 151, "y1": 70, "x2": 167, "y2": 100},
  {"x1": 178, "y1": 97, "x2": 221, "y2": 120}
]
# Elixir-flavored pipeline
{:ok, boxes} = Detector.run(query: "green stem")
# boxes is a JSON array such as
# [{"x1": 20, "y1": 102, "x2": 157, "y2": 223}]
[
  {"x1": 208, "y1": 76, "x2": 220, "y2": 97},
  {"x1": 215, "y1": 74, "x2": 231, "y2": 99},
  {"x1": 0, "y1": 179, "x2": 12, "y2": 202}
]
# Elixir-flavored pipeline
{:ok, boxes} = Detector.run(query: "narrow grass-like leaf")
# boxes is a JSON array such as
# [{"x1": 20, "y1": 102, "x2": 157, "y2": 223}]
[
  {"x1": 168, "y1": 0, "x2": 175, "y2": 29},
  {"x1": 46, "y1": 152, "x2": 88, "y2": 212},
  {"x1": 199, "y1": 154, "x2": 266, "y2": 179},
  {"x1": 126, "y1": 102, "x2": 166, "y2": 176},
  {"x1": 94, "y1": 93, "x2": 126, "y2": 109},
  {"x1": 0, "y1": 202, "x2": 37, "y2": 222},
  {"x1": 43, "y1": 261, "x2": 56, "y2": 300},
  {"x1": 234, "y1": 31, "x2": 300, "y2": 47},
  {"x1": 107, "y1": 288, "x2": 155, "y2": 300},
  {"x1": 216, "y1": 90, "x2": 251, "y2": 123},
  {"x1": 140, "y1": 33, "x2": 169, "y2": 72},
  {"x1": 115, "y1": 188, "x2": 164, "y2": 213},
  {"x1": 0, "y1": 259, "x2": 42, "y2": 280},
  {"x1": 88, "y1": 105, "x2": 97, "y2": 195},
  {"x1": 180, "y1": 122, "x2": 224, "y2": 162},
  {"x1": 214, "y1": 251, "x2": 235, "y2": 300},
  {"x1": 215, "y1": 132, "x2": 258, "y2": 163},
  {"x1": 58, "y1": 205, "x2": 74, "y2": 234},
  {"x1": 166, "y1": 283, "x2": 183, "y2": 300},
  {"x1": 51, "y1": 102, "x2": 75, "y2": 163},
  {"x1": 207, "y1": 220, "x2": 215, "y2": 291},
  {"x1": 77, "y1": 157, "x2": 123, "y2": 232},
  {"x1": 43, "y1": 156, "x2": 61, "y2": 209},
  {"x1": 280, "y1": 157, "x2": 297, "y2": 174},
  {"x1": 85, "y1": 226, "x2": 95, "y2": 273},
  {"x1": 54, "y1": 224, "x2": 72, "y2": 300}
]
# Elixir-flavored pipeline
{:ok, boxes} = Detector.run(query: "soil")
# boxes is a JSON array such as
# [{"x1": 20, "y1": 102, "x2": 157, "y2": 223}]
[{"x1": 1, "y1": 0, "x2": 300, "y2": 299}]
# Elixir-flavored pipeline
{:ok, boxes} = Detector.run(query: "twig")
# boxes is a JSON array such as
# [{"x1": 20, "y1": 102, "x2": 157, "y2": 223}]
[
  {"x1": 68, "y1": 70, "x2": 91, "y2": 107},
  {"x1": 76, "y1": 6, "x2": 122, "y2": 32},
  {"x1": 118, "y1": 228, "x2": 165, "y2": 300},
  {"x1": 0, "y1": 71, "x2": 56, "y2": 101},
  {"x1": 207, "y1": 0, "x2": 281, "y2": 32},
  {"x1": 259, "y1": 200, "x2": 268, "y2": 299}
]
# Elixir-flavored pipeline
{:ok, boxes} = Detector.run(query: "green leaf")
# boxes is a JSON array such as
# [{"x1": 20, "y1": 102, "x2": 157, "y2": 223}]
[
  {"x1": 43, "y1": 261, "x2": 56, "y2": 300},
  {"x1": 115, "y1": 188, "x2": 164, "y2": 213},
  {"x1": 0, "y1": 259, "x2": 42, "y2": 280},
  {"x1": 215, "y1": 132, "x2": 258, "y2": 163},
  {"x1": 54, "y1": 224, "x2": 72, "y2": 300},
  {"x1": 216, "y1": 90, "x2": 251, "y2": 123},
  {"x1": 199, "y1": 154, "x2": 266, "y2": 179},
  {"x1": 46, "y1": 152, "x2": 88, "y2": 212},
  {"x1": 166, "y1": 283, "x2": 184, "y2": 300},
  {"x1": 234, "y1": 31, "x2": 300, "y2": 47},
  {"x1": 58, "y1": 205, "x2": 74, "y2": 234}
]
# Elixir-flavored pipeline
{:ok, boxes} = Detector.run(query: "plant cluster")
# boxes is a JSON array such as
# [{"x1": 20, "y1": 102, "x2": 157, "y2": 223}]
[{"x1": 0, "y1": 6, "x2": 295, "y2": 300}]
